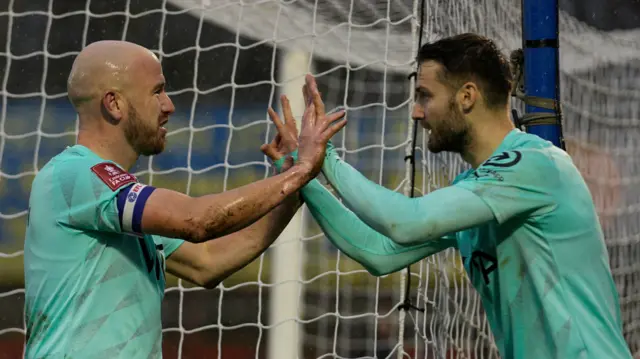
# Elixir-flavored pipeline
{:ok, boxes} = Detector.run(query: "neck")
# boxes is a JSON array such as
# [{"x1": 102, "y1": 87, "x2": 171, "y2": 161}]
[
  {"x1": 461, "y1": 109, "x2": 515, "y2": 169},
  {"x1": 77, "y1": 116, "x2": 138, "y2": 170}
]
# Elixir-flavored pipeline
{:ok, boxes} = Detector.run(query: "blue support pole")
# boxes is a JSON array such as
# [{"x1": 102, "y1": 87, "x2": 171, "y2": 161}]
[{"x1": 521, "y1": 0, "x2": 565, "y2": 149}]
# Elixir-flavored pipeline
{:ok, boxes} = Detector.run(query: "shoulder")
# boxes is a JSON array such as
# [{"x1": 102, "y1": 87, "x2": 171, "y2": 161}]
[
  {"x1": 48, "y1": 147, "x2": 136, "y2": 193},
  {"x1": 451, "y1": 168, "x2": 474, "y2": 185},
  {"x1": 482, "y1": 134, "x2": 562, "y2": 175},
  {"x1": 459, "y1": 133, "x2": 565, "y2": 189}
]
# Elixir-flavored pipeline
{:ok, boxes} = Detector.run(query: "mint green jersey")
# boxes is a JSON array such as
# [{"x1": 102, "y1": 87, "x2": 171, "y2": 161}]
[
  {"x1": 24, "y1": 145, "x2": 184, "y2": 359},
  {"x1": 451, "y1": 130, "x2": 630, "y2": 358},
  {"x1": 293, "y1": 129, "x2": 631, "y2": 358}
]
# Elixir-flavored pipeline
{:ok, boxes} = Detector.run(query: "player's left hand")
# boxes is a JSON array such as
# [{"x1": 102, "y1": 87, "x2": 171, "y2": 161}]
[{"x1": 261, "y1": 94, "x2": 300, "y2": 165}]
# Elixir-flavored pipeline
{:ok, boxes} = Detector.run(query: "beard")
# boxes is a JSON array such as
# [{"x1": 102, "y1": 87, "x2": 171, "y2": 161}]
[
  {"x1": 124, "y1": 105, "x2": 166, "y2": 156},
  {"x1": 426, "y1": 97, "x2": 471, "y2": 154}
]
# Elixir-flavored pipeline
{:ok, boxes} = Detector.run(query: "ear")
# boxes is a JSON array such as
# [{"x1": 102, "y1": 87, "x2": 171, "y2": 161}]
[
  {"x1": 457, "y1": 82, "x2": 479, "y2": 114},
  {"x1": 101, "y1": 91, "x2": 125, "y2": 123}
]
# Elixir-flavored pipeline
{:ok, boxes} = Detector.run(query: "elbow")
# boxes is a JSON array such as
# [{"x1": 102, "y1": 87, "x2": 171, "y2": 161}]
[
  {"x1": 200, "y1": 279, "x2": 221, "y2": 290},
  {"x1": 366, "y1": 264, "x2": 399, "y2": 277},
  {"x1": 366, "y1": 259, "x2": 416, "y2": 277},
  {"x1": 383, "y1": 224, "x2": 438, "y2": 245},
  {"x1": 382, "y1": 224, "x2": 417, "y2": 245},
  {"x1": 193, "y1": 273, "x2": 221, "y2": 289},
  {"x1": 358, "y1": 256, "x2": 399, "y2": 277},
  {"x1": 194, "y1": 267, "x2": 223, "y2": 289},
  {"x1": 367, "y1": 267, "x2": 389, "y2": 277}
]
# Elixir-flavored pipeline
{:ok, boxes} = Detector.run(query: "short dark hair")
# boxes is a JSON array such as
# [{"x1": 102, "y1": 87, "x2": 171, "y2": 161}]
[{"x1": 417, "y1": 33, "x2": 512, "y2": 109}]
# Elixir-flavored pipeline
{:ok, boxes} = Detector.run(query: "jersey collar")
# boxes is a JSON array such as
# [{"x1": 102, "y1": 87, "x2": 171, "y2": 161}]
[
  {"x1": 453, "y1": 128, "x2": 524, "y2": 183},
  {"x1": 492, "y1": 128, "x2": 523, "y2": 155},
  {"x1": 67, "y1": 144, "x2": 128, "y2": 172}
]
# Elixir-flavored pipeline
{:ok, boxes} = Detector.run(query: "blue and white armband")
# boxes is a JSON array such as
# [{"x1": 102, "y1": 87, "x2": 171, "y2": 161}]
[{"x1": 116, "y1": 183, "x2": 156, "y2": 237}]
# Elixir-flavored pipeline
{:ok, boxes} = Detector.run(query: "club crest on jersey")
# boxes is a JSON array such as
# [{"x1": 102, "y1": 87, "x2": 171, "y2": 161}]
[
  {"x1": 482, "y1": 151, "x2": 522, "y2": 168},
  {"x1": 91, "y1": 162, "x2": 137, "y2": 191}
]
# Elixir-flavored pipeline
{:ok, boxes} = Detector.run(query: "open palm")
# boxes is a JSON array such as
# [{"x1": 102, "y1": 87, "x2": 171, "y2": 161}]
[{"x1": 262, "y1": 75, "x2": 346, "y2": 176}]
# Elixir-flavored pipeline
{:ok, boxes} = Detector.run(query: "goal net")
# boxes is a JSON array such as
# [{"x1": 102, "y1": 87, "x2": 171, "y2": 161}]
[{"x1": 0, "y1": 0, "x2": 638, "y2": 358}]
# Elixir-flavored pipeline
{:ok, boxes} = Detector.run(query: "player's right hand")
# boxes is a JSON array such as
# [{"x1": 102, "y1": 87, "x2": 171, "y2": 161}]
[
  {"x1": 295, "y1": 74, "x2": 346, "y2": 177},
  {"x1": 262, "y1": 95, "x2": 300, "y2": 163}
]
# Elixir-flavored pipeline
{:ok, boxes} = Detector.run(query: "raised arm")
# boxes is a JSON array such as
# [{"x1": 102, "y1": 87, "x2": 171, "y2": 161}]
[
  {"x1": 260, "y1": 148, "x2": 456, "y2": 276},
  {"x1": 259, "y1": 90, "x2": 455, "y2": 276},
  {"x1": 161, "y1": 192, "x2": 303, "y2": 288},
  {"x1": 296, "y1": 75, "x2": 494, "y2": 244},
  {"x1": 138, "y1": 167, "x2": 308, "y2": 243},
  {"x1": 135, "y1": 92, "x2": 345, "y2": 243},
  {"x1": 320, "y1": 143, "x2": 495, "y2": 244},
  {"x1": 302, "y1": 177, "x2": 457, "y2": 276}
]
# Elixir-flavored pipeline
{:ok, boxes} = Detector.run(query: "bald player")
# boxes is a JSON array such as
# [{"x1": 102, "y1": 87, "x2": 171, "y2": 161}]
[
  {"x1": 23, "y1": 40, "x2": 345, "y2": 358},
  {"x1": 264, "y1": 34, "x2": 632, "y2": 359}
]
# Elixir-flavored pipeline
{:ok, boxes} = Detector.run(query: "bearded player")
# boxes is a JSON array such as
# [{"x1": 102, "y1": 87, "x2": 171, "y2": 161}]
[
  {"x1": 23, "y1": 40, "x2": 345, "y2": 358},
  {"x1": 262, "y1": 34, "x2": 632, "y2": 359}
]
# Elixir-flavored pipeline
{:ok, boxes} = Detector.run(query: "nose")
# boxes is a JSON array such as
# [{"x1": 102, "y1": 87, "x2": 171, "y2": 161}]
[
  {"x1": 411, "y1": 102, "x2": 424, "y2": 121},
  {"x1": 162, "y1": 94, "x2": 175, "y2": 115}
]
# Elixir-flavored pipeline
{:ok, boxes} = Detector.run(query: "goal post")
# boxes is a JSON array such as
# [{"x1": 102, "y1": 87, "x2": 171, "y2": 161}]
[
  {"x1": 521, "y1": 0, "x2": 565, "y2": 149},
  {"x1": 268, "y1": 48, "x2": 313, "y2": 359}
]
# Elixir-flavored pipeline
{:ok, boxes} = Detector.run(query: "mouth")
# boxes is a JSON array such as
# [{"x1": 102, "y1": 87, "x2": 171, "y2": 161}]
[
  {"x1": 420, "y1": 119, "x2": 432, "y2": 135},
  {"x1": 159, "y1": 118, "x2": 168, "y2": 131}
]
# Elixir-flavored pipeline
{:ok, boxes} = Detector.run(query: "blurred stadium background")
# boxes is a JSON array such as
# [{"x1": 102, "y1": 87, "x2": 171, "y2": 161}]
[{"x1": 0, "y1": 0, "x2": 639, "y2": 358}]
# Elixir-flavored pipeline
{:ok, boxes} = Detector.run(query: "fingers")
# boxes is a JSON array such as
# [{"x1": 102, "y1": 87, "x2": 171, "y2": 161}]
[
  {"x1": 305, "y1": 74, "x2": 325, "y2": 120},
  {"x1": 302, "y1": 84, "x2": 315, "y2": 107},
  {"x1": 267, "y1": 107, "x2": 286, "y2": 135},
  {"x1": 260, "y1": 143, "x2": 280, "y2": 161},
  {"x1": 280, "y1": 95, "x2": 295, "y2": 127},
  {"x1": 301, "y1": 102, "x2": 316, "y2": 128},
  {"x1": 316, "y1": 110, "x2": 346, "y2": 133},
  {"x1": 322, "y1": 118, "x2": 347, "y2": 142},
  {"x1": 326, "y1": 110, "x2": 346, "y2": 124},
  {"x1": 302, "y1": 84, "x2": 310, "y2": 106}
]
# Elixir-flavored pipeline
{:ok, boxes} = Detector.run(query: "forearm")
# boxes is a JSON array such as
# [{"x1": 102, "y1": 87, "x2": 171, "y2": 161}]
[
  {"x1": 199, "y1": 194, "x2": 302, "y2": 287},
  {"x1": 321, "y1": 143, "x2": 420, "y2": 241},
  {"x1": 301, "y1": 179, "x2": 456, "y2": 276},
  {"x1": 191, "y1": 164, "x2": 309, "y2": 241},
  {"x1": 321, "y1": 144, "x2": 492, "y2": 244}
]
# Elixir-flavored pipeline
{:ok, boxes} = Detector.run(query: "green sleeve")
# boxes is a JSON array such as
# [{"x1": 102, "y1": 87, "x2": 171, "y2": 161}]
[
  {"x1": 453, "y1": 149, "x2": 557, "y2": 224},
  {"x1": 301, "y1": 180, "x2": 456, "y2": 276},
  {"x1": 152, "y1": 235, "x2": 185, "y2": 258},
  {"x1": 53, "y1": 157, "x2": 128, "y2": 234},
  {"x1": 273, "y1": 152, "x2": 456, "y2": 276},
  {"x1": 321, "y1": 143, "x2": 495, "y2": 244}
]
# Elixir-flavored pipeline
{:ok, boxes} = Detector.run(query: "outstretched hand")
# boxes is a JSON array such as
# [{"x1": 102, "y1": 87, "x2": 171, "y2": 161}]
[
  {"x1": 262, "y1": 74, "x2": 346, "y2": 177},
  {"x1": 260, "y1": 95, "x2": 300, "y2": 166}
]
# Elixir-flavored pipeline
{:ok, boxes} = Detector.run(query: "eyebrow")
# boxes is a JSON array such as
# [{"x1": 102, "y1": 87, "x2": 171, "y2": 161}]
[
  {"x1": 152, "y1": 81, "x2": 165, "y2": 92},
  {"x1": 414, "y1": 86, "x2": 430, "y2": 95}
]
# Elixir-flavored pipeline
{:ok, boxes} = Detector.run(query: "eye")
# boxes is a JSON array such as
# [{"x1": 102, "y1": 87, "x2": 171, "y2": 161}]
[
  {"x1": 153, "y1": 83, "x2": 166, "y2": 95},
  {"x1": 415, "y1": 90, "x2": 429, "y2": 103}
]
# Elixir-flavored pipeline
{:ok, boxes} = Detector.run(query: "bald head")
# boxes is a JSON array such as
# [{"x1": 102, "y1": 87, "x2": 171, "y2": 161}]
[
  {"x1": 70, "y1": 40, "x2": 174, "y2": 158},
  {"x1": 67, "y1": 40, "x2": 159, "y2": 110}
]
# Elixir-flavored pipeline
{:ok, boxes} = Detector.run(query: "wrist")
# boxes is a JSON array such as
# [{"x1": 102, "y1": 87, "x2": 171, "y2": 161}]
[
  {"x1": 273, "y1": 156, "x2": 287, "y2": 173},
  {"x1": 273, "y1": 150, "x2": 299, "y2": 172},
  {"x1": 276, "y1": 163, "x2": 313, "y2": 197},
  {"x1": 325, "y1": 140, "x2": 337, "y2": 158},
  {"x1": 290, "y1": 162, "x2": 314, "y2": 183}
]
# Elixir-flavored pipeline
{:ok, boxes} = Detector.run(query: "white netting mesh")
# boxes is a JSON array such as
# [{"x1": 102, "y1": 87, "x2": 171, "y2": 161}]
[{"x1": 0, "y1": 0, "x2": 638, "y2": 358}]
